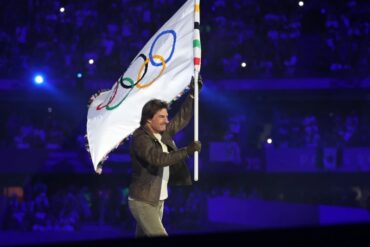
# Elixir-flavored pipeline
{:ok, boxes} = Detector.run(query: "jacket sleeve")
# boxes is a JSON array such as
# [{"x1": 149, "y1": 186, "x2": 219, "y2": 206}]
[
  {"x1": 166, "y1": 94, "x2": 194, "y2": 136},
  {"x1": 133, "y1": 134, "x2": 189, "y2": 167}
]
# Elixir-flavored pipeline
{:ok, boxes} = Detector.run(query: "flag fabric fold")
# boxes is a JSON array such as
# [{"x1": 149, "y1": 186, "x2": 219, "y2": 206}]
[{"x1": 87, "y1": 0, "x2": 196, "y2": 172}]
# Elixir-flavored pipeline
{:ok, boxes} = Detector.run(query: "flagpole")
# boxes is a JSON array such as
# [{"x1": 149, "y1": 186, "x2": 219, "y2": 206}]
[
  {"x1": 194, "y1": 72, "x2": 199, "y2": 181},
  {"x1": 193, "y1": 0, "x2": 201, "y2": 181}
]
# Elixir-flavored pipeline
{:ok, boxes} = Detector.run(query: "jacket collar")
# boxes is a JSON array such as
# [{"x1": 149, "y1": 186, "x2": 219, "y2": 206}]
[
  {"x1": 138, "y1": 125, "x2": 177, "y2": 150},
  {"x1": 141, "y1": 125, "x2": 159, "y2": 141}
]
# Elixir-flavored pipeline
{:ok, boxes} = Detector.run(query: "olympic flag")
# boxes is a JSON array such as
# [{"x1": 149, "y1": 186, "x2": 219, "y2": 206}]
[{"x1": 86, "y1": 0, "x2": 200, "y2": 173}]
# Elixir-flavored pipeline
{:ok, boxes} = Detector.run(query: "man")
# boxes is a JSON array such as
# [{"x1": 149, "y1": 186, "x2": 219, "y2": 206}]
[{"x1": 128, "y1": 75, "x2": 203, "y2": 237}]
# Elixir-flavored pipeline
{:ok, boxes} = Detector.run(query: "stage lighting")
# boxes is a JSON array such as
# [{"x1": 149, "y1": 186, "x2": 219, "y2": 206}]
[
  {"x1": 88, "y1": 59, "x2": 94, "y2": 65},
  {"x1": 34, "y1": 75, "x2": 44, "y2": 85},
  {"x1": 60, "y1": 7, "x2": 65, "y2": 13},
  {"x1": 77, "y1": 72, "x2": 83, "y2": 78},
  {"x1": 241, "y1": 62, "x2": 247, "y2": 68},
  {"x1": 267, "y1": 138, "x2": 272, "y2": 144},
  {"x1": 298, "y1": 1, "x2": 304, "y2": 7}
]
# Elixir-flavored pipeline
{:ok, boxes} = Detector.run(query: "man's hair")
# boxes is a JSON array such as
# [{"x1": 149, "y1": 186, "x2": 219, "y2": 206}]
[{"x1": 140, "y1": 99, "x2": 169, "y2": 126}]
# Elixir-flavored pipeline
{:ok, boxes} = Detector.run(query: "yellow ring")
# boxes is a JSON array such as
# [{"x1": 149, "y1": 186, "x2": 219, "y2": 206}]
[{"x1": 136, "y1": 54, "x2": 166, "y2": 88}]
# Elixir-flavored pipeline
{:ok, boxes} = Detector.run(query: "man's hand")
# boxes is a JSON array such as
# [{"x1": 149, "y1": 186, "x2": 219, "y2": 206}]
[
  {"x1": 186, "y1": 141, "x2": 202, "y2": 155},
  {"x1": 190, "y1": 74, "x2": 203, "y2": 96}
]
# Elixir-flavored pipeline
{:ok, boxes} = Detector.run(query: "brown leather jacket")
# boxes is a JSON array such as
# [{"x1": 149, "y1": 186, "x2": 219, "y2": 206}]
[{"x1": 128, "y1": 95, "x2": 193, "y2": 205}]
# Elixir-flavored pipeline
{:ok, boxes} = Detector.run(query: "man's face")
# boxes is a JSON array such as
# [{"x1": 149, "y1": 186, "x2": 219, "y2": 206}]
[{"x1": 148, "y1": 108, "x2": 169, "y2": 134}]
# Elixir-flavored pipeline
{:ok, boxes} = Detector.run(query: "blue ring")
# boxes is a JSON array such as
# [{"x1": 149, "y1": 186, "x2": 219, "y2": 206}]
[{"x1": 149, "y1": 30, "x2": 176, "y2": 67}]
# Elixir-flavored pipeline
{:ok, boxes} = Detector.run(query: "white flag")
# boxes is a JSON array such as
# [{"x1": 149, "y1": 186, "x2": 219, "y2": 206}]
[{"x1": 87, "y1": 0, "x2": 195, "y2": 172}]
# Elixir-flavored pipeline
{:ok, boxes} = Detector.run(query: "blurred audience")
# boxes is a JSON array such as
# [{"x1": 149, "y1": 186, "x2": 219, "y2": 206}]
[{"x1": 0, "y1": 0, "x2": 368, "y2": 81}]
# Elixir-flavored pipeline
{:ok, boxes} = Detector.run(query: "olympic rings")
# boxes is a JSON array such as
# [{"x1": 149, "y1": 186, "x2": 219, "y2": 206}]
[
  {"x1": 106, "y1": 78, "x2": 134, "y2": 110},
  {"x1": 120, "y1": 54, "x2": 148, "y2": 89},
  {"x1": 96, "y1": 82, "x2": 119, "y2": 110},
  {"x1": 96, "y1": 29, "x2": 177, "y2": 111},
  {"x1": 149, "y1": 30, "x2": 176, "y2": 66},
  {"x1": 136, "y1": 55, "x2": 166, "y2": 88}
]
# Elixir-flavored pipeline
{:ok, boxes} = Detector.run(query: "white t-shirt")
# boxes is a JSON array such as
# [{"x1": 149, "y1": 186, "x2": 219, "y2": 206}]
[{"x1": 153, "y1": 133, "x2": 169, "y2": 200}]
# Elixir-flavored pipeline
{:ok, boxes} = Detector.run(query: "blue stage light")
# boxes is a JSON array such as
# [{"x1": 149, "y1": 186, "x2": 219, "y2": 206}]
[
  {"x1": 34, "y1": 75, "x2": 44, "y2": 85},
  {"x1": 77, "y1": 72, "x2": 83, "y2": 78}
]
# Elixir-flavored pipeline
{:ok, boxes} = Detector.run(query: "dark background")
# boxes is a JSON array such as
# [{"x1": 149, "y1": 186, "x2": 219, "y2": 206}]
[{"x1": 0, "y1": 0, "x2": 369, "y2": 245}]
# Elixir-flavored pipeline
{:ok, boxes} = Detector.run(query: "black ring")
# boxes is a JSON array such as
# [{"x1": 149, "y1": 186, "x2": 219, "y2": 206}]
[{"x1": 119, "y1": 54, "x2": 148, "y2": 88}]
